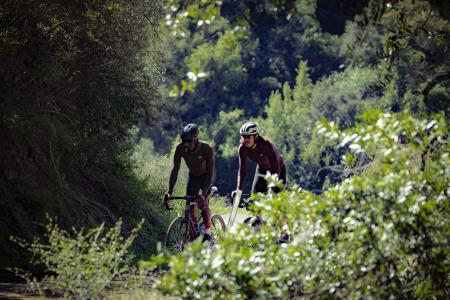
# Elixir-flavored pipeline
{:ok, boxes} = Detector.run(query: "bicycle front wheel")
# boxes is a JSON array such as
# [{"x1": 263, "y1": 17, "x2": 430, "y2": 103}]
[
  {"x1": 165, "y1": 217, "x2": 195, "y2": 254},
  {"x1": 210, "y1": 214, "x2": 226, "y2": 241}
]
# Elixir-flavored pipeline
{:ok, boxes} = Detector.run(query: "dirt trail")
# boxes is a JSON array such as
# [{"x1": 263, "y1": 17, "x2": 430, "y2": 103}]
[
  {"x1": 0, "y1": 283, "x2": 36, "y2": 299},
  {"x1": 222, "y1": 210, "x2": 250, "y2": 228}
]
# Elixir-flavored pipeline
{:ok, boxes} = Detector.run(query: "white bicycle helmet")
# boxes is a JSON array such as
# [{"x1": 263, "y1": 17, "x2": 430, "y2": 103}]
[{"x1": 240, "y1": 122, "x2": 259, "y2": 136}]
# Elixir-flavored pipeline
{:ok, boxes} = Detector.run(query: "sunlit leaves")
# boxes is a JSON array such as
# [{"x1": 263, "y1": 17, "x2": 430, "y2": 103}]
[{"x1": 164, "y1": 0, "x2": 222, "y2": 37}]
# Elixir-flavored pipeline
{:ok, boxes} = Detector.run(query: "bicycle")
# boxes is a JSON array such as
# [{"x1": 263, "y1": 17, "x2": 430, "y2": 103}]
[{"x1": 164, "y1": 187, "x2": 226, "y2": 253}]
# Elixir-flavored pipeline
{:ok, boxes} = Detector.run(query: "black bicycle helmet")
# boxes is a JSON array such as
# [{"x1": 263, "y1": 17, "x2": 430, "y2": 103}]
[{"x1": 181, "y1": 123, "x2": 199, "y2": 142}]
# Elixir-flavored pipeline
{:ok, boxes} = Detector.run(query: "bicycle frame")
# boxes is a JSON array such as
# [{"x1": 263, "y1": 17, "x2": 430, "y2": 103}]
[
  {"x1": 170, "y1": 195, "x2": 200, "y2": 238},
  {"x1": 165, "y1": 189, "x2": 226, "y2": 252}
]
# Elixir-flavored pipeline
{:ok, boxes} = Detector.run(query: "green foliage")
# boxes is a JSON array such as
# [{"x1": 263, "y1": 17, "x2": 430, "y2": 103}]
[
  {"x1": 0, "y1": 0, "x2": 165, "y2": 274},
  {"x1": 259, "y1": 61, "x2": 315, "y2": 181},
  {"x1": 209, "y1": 109, "x2": 245, "y2": 158},
  {"x1": 188, "y1": 30, "x2": 244, "y2": 73},
  {"x1": 256, "y1": 62, "x2": 380, "y2": 190},
  {"x1": 206, "y1": 61, "x2": 385, "y2": 192},
  {"x1": 125, "y1": 138, "x2": 178, "y2": 254},
  {"x1": 145, "y1": 0, "x2": 449, "y2": 194},
  {"x1": 12, "y1": 217, "x2": 142, "y2": 300},
  {"x1": 341, "y1": 0, "x2": 450, "y2": 113},
  {"x1": 147, "y1": 0, "x2": 343, "y2": 151},
  {"x1": 311, "y1": 66, "x2": 380, "y2": 127},
  {"x1": 133, "y1": 139, "x2": 175, "y2": 197},
  {"x1": 147, "y1": 111, "x2": 449, "y2": 299}
]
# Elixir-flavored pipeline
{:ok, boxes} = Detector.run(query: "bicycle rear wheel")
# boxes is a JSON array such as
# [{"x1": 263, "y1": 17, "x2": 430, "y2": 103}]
[
  {"x1": 165, "y1": 217, "x2": 195, "y2": 253},
  {"x1": 210, "y1": 214, "x2": 226, "y2": 241}
]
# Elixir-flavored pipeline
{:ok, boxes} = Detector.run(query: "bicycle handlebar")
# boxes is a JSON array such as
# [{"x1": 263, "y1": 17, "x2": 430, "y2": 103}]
[
  {"x1": 168, "y1": 196, "x2": 197, "y2": 200},
  {"x1": 164, "y1": 185, "x2": 216, "y2": 211},
  {"x1": 164, "y1": 195, "x2": 199, "y2": 210},
  {"x1": 227, "y1": 193, "x2": 251, "y2": 198}
]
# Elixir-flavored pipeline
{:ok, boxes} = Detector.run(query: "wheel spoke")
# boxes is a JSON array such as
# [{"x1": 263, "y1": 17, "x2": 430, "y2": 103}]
[
  {"x1": 165, "y1": 217, "x2": 191, "y2": 254},
  {"x1": 210, "y1": 215, "x2": 226, "y2": 241}
]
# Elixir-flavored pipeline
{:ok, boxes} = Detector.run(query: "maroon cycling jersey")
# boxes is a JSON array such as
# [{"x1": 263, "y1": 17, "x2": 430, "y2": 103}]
[{"x1": 237, "y1": 138, "x2": 284, "y2": 190}]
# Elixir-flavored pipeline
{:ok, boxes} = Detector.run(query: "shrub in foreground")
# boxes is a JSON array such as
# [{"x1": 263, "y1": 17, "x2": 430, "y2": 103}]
[{"x1": 12, "y1": 218, "x2": 142, "y2": 300}]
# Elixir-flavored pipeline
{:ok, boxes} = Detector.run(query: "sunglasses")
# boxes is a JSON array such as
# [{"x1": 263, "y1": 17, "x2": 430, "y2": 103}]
[
  {"x1": 183, "y1": 139, "x2": 195, "y2": 147},
  {"x1": 241, "y1": 135, "x2": 253, "y2": 139}
]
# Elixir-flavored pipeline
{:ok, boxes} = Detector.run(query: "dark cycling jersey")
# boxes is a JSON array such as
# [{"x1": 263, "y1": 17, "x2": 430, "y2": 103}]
[
  {"x1": 168, "y1": 140, "x2": 214, "y2": 195},
  {"x1": 237, "y1": 138, "x2": 284, "y2": 190}
]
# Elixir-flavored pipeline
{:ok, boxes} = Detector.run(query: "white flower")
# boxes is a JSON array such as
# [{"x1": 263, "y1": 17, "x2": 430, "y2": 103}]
[
  {"x1": 349, "y1": 144, "x2": 361, "y2": 151},
  {"x1": 187, "y1": 72, "x2": 197, "y2": 81},
  {"x1": 426, "y1": 120, "x2": 437, "y2": 130},
  {"x1": 384, "y1": 148, "x2": 392, "y2": 156},
  {"x1": 339, "y1": 133, "x2": 358, "y2": 147},
  {"x1": 376, "y1": 118, "x2": 384, "y2": 128}
]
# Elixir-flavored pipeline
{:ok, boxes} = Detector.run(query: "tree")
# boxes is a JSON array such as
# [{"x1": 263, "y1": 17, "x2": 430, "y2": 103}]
[
  {"x1": 145, "y1": 0, "x2": 344, "y2": 153},
  {"x1": 0, "y1": 0, "x2": 165, "y2": 275},
  {"x1": 341, "y1": 0, "x2": 450, "y2": 113},
  {"x1": 259, "y1": 61, "x2": 315, "y2": 184}
]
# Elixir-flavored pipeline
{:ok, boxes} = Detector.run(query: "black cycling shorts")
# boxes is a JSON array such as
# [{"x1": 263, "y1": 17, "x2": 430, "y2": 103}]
[
  {"x1": 251, "y1": 164, "x2": 286, "y2": 194},
  {"x1": 186, "y1": 173, "x2": 208, "y2": 197}
]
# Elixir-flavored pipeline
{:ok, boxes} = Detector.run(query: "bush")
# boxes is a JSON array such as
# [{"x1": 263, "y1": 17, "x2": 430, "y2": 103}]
[
  {"x1": 146, "y1": 110, "x2": 449, "y2": 299},
  {"x1": 12, "y1": 217, "x2": 142, "y2": 300}
]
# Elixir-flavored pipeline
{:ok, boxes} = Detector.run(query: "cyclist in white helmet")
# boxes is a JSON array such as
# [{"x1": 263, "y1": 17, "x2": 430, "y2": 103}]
[
  {"x1": 232, "y1": 121, "x2": 289, "y2": 243},
  {"x1": 234, "y1": 121, "x2": 286, "y2": 196}
]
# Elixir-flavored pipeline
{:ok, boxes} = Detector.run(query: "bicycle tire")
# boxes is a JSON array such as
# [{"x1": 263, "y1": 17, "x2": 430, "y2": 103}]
[
  {"x1": 210, "y1": 214, "x2": 226, "y2": 241},
  {"x1": 165, "y1": 216, "x2": 195, "y2": 253}
]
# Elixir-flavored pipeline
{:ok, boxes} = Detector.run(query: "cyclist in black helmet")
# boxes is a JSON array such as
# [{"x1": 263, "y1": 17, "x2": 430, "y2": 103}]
[{"x1": 164, "y1": 123, "x2": 215, "y2": 242}]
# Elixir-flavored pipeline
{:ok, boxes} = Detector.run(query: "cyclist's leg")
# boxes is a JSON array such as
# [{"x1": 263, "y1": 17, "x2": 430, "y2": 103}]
[
  {"x1": 186, "y1": 173, "x2": 199, "y2": 229},
  {"x1": 274, "y1": 165, "x2": 290, "y2": 244},
  {"x1": 194, "y1": 174, "x2": 212, "y2": 235},
  {"x1": 201, "y1": 205, "x2": 212, "y2": 239},
  {"x1": 187, "y1": 173, "x2": 212, "y2": 236},
  {"x1": 247, "y1": 166, "x2": 268, "y2": 210},
  {"x1": 251, "y1": 165, "x2": 268, "y2": 194}
]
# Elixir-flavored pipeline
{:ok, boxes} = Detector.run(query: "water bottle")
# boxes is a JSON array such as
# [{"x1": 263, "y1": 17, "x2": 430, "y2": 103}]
[{"x1": 198, "y1": 223, "x2": 205, "y2": 235}]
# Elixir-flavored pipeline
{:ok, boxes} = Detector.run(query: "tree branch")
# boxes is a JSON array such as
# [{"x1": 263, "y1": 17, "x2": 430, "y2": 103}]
[{"x1": 420, "y1": 72, "x2": 450, "y2": 110}]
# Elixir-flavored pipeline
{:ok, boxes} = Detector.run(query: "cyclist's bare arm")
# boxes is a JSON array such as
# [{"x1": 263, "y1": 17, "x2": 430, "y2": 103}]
[
  {"x1": 168, "y1": 146, "x2": 183, "y2": 195},
  {"x1": 202, "y1": 146, "x2": 214, "y2": 196}
]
